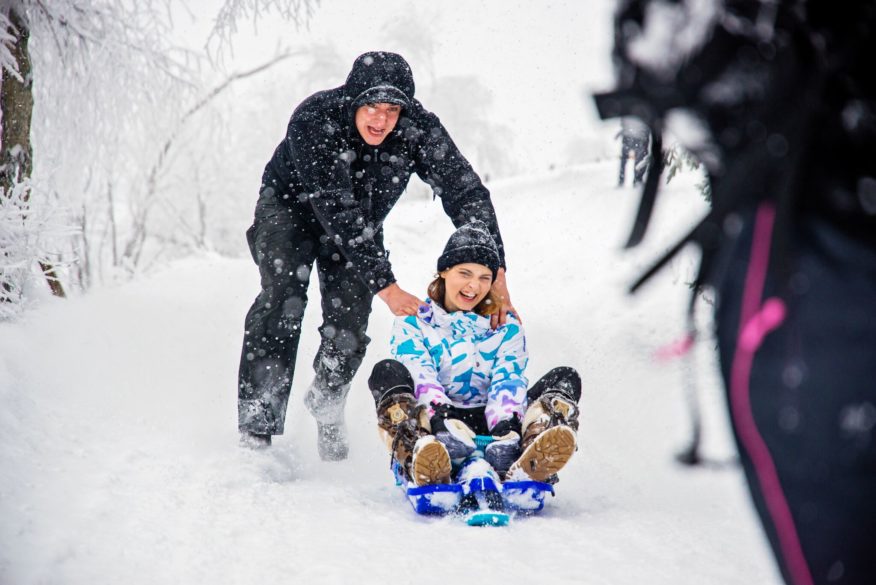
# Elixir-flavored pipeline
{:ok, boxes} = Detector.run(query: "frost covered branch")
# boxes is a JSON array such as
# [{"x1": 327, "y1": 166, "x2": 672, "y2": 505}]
[
  {"x1": 0, "y1": 179, "x2": 78, "y2": 318},
  {"x1": 1, "y1": 0, "x2": 206, "y2": 316},
  {"x1": 663, "y1": 144, "x2": 711, "y2": 201},
  {"x1": 183, "y1": 49, "x2": 298, "y2": 123},
  {"x1": 208, "y1": 0, "x2": 318, "y2": 57},
  {"x1": 121, "y1": 50, "x2": 299, "y2": 267},
  {"x1": 0, "y1": 10, "x2": 22, "y2": 79}
]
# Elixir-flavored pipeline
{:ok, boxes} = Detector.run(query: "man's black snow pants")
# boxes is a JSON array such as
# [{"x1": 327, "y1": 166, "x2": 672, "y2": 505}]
[
  {"x1": 238, "y1": 188, "x2": 373, "y2": 435},
  {"x1": 715, "y1": 203, "x2": 876, "y2": 585}
]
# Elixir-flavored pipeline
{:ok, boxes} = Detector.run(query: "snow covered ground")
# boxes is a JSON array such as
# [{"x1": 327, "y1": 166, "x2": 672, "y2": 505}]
[{"x1": 0, "y1": 163, "x2": 783, "y2": 584}]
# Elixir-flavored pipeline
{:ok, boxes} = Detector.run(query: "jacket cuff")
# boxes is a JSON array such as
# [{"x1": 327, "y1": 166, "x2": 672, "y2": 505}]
[{"x1": 368, "y1": 266, "x2": 397, "y2": 295}]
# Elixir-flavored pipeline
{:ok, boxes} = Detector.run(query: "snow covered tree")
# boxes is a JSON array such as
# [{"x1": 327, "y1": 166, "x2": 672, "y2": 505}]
[
  {"x1": 0, "y1": 0, "x2": 318, "y2": 319},
  {"x1": 1, "y1": 3, "x2": 68, "y2": 316},
  {"x1": 0, "y1": 0, "x2": 196, "y2": 317}
]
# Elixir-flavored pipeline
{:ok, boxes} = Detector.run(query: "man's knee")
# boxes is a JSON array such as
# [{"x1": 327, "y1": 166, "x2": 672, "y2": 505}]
[
  {"x1": 312, "y1": 328, "x2": 371, "y2": 388},
  {"x1": 318, "y1": 324, "x2": 370, "y2": 358},
  {"x1": 259, "y1": 252, "x2": 313, "y2": 294},
  {"x1": 247, "y1": 289, "x2": 308, "y2": 341}
]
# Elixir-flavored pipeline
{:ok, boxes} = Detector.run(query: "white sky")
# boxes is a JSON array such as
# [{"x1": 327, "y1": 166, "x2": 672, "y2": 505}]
[{"x1": 178, "y1": 0, "x2": 619, "y2": 173}]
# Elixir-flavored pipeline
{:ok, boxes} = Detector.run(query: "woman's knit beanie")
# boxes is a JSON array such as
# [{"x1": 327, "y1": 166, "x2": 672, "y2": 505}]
[{"x1": 436, "y1": 221, "x2": 500, "y2": 279}]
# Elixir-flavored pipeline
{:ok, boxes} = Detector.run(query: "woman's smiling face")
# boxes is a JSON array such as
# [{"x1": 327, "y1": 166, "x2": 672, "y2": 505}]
[{"x1": 441, "y1": 263, "x2": 494, "y2": 312}]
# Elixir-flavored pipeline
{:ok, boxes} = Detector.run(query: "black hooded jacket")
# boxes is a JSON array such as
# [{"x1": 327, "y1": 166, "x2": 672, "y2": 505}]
[{"x1": 260, "y1": 52, "x2": 506, "y2": 295}]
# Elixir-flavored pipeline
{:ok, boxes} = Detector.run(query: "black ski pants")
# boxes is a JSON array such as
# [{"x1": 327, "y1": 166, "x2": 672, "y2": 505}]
[
  {"x1": 238, "y1": 188, "x2": 373, "y2": 435},
  {"x1": 715, "y1": 204, "x2": 876, "y2": 585},
  {"x1": 368, "y1": 358, "x2": 581, "y2": 435}
]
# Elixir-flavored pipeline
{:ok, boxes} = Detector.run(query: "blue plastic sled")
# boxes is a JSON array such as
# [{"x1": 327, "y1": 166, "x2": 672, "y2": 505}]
[{"x1": 392, "y1": 435, "x2": 555, "y2": 526}]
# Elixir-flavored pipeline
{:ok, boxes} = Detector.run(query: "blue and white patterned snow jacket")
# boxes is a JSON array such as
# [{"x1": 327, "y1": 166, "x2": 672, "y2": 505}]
[{"x1": 391, "y1": 299, "x2": 528, "y2": 430}]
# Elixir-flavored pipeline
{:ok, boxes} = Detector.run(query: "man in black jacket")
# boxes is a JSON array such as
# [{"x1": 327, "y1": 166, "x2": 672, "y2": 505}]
[{"x1": 238, "y1": 51, "x2": 515, "y2": 459}]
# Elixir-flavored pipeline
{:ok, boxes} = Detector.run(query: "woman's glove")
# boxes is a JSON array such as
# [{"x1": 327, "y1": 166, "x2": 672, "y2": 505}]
[
  {"x1": 430, "y1": 404, "x2": 476, "y2": 459},
  {"x1": 489, "y1": 417, "x2": 522, "y2": 440},
  {"x1": 485, "y1": 416, "x2": 522, "y2": 476}
]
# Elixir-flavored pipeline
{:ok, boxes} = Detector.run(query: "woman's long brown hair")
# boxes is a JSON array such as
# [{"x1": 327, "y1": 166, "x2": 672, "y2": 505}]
[{"x1": 427, "y1": 274, "x2": 501, "y2": 317}]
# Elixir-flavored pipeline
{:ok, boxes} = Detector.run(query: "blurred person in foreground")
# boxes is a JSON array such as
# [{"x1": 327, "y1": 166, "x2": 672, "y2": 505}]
[
  {"x1": 594, "y1": 1, "x2": 876, "y2": 584},
  {"x1": 238, "y1": 51, "x2": 516, "y2": 459}
]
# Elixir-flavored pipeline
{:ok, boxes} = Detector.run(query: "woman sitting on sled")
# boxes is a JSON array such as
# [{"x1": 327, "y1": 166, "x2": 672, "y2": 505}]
[{"x1": 368, "y1": 220, "x2": 582, "y2": 487}]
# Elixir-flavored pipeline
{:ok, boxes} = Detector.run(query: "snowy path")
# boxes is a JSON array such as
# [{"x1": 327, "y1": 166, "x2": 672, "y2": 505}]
[{"x1": 1, "y1": 164, "x2": 782, "y2": 584}]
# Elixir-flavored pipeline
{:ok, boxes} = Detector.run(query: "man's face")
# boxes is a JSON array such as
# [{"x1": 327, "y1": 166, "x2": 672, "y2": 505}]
[{"x1": 355, "y1": 103, "x2": 401, "y2": 146}]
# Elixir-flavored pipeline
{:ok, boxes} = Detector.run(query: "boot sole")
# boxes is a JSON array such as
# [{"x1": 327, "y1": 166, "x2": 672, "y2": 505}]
[
  {"x1": 509, "y1": 426, "x2": 576, "y2": 482},
  {"x1": 412, "y1": 440, "x2": 452, "y2": 486}
]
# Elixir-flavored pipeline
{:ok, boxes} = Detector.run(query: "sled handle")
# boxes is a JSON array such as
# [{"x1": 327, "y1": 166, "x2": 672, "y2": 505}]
[{"x1": 473, "y1": 435, "x2": 496, "y2": 450}]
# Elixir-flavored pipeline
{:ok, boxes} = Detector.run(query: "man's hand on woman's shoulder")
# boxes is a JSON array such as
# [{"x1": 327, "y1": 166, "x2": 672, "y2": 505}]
[
  {"x1": 490, "y1": 268, "x2": 520, "y2": 329},
  {"x1": 377, "y1": 282, "x2": 422, "y2": 316}
]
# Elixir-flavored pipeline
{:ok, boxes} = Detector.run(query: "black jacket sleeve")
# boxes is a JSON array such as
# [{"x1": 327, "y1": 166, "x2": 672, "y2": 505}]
[
  {"x1": 285, "y1": 112, "x2": 396, "y2": 294},
  {"x1": 410, "y1": 107, "x2": 507, "y2": 269}
]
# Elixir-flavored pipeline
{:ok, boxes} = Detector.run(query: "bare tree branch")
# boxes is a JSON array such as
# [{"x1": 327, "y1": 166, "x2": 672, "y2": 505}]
[
  {"x1": 121, "y1": 50, "x2": 298, "y2": 267},
  {"x1": 207, "y1": 0, "x2": 318, "y2": 60}
]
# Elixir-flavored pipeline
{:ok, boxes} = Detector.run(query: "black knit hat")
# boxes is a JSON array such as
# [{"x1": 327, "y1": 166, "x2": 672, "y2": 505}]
[{"x1": 437, "y1": 221, "x2": 500, "y2": 279}]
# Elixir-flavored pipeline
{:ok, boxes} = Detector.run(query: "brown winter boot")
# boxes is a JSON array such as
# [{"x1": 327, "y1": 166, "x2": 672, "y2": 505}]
[
  {"x1": 410, "y1": 436, "x2": 452, "y2": 487},
  {"x1": 507, "y1": 392, "x2": 580, "y2": 482},
  {"x1": 376, "y1": 392, "x2": 451, "y2": 486}
]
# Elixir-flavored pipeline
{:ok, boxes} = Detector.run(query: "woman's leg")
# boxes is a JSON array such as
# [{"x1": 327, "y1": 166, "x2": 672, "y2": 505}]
[
  {"x1": 369, "y1": 359, "x2": 451, "y2": 486},
  {"x1": 368, "y1": 358, "x2": 415, "y2": 404},
  {"x1": 508, "y1": 367, "x2": 582, "y2": 482}
]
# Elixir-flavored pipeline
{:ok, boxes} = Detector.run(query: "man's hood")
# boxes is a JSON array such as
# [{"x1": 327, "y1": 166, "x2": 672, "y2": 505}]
[{"x1": 344, "y1": 51, "x2": 415, "y2": 112}]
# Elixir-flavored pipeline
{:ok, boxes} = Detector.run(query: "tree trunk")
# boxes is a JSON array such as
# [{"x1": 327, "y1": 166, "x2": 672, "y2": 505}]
[
  {"x1": 1, "y1": 9, "x2": 33, "y2": 194},
  {"x1": 1, "y1": 8, "x2": 66, "y2": 298}
]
